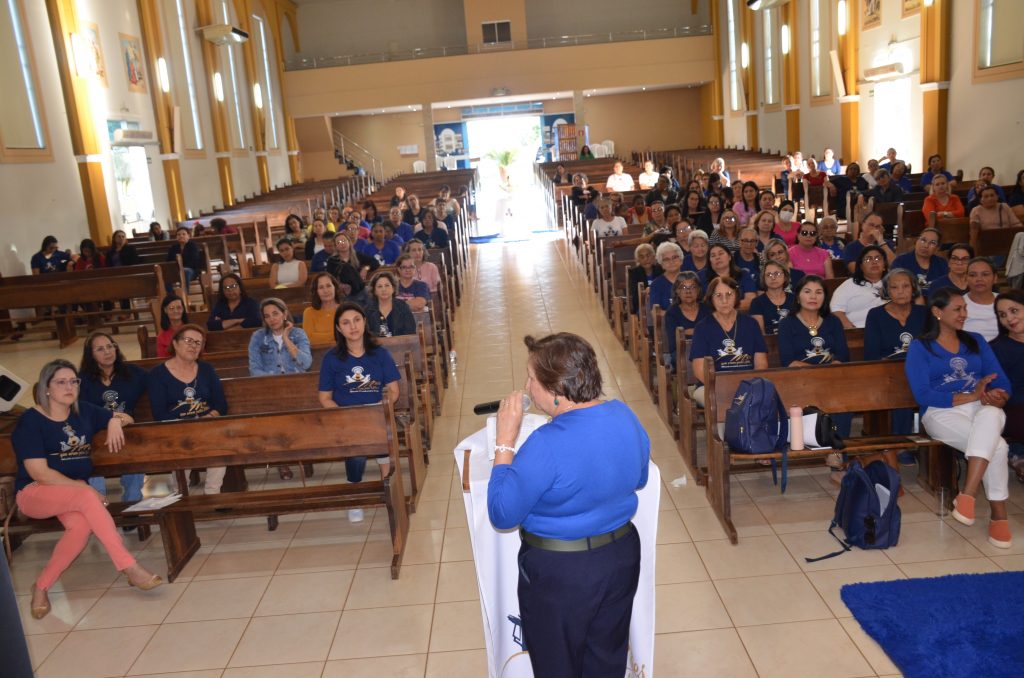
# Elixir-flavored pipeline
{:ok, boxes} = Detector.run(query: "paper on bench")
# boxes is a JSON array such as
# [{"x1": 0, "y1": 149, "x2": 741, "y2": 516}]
[{"x1": 122, "y1": 493, "x2": 183, "y2": 513}]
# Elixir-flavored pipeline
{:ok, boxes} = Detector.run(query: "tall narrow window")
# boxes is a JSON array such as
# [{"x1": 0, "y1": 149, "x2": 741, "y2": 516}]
[
  {"x1": 762, "y1": 9, "x2": 777, "y2": 105},
  {"x1": 974, "y1": 0, "x2": 1023, "y2": 82},
  {"x1": 221, "y1": 0, "x2": 247, "y2": 149},
  {"x1": 810, "y1": 0, "x2": 832, "y2": 98},
  {"x1": 726, "y1": 0, "x2": 740, "y2": 111},
  {"x1": 0, "y1": 0, "x2": 47, "y2": 154},
  {"x1": 251, "y1": 14, "x2": 278, "y2": 149},
  {"x1": 174, "y1": 0, "x2": 203, "y2": 149}
]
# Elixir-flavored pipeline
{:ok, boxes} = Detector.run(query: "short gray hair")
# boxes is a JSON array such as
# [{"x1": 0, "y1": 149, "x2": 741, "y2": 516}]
[
  {"x1": 688, "y1": 230, "x2": 710, "y2": 246},
  {"x1": 34, "y1": 359, "x2": 79, "y2": 414},
  {"x1": 880, "y1": 268, "x2": 921, "y2": 301},
  {"x1": 655, "y1": 241, "x2": 684, "y2": 265},
  {"x1": 634, "y1": 243, "x2": 655, "y2": 259}
]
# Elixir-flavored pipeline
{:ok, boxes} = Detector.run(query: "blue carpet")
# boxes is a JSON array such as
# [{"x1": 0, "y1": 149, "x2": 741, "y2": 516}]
[{"x1": 841, "y1": 571, "x2": 1024, "y2": 678}]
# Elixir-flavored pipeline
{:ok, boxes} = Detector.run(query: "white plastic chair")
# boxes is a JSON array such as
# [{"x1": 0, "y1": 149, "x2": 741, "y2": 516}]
[
  {"x1": 592, "y1": 144, "x2": 608, "y2": 158},
  {"x1": 601, "y1": 139, "x2": 615, "y2": 155},
  {"x1": 412, "y1": 160, "x2": 426, "y2": 173},
  {"x1": 443, "y1": 157, "x2": 457, "y2": 170}
]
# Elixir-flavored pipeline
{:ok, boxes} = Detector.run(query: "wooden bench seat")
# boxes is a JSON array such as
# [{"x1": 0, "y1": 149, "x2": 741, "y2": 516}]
[{"x1": 703, "y1": 359, "x2": 955, "y2": 543}]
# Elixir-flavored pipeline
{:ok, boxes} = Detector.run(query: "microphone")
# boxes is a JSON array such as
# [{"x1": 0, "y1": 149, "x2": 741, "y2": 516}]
[{"x1": 473, "y1": 394, "x2": 531, "y2": 415}]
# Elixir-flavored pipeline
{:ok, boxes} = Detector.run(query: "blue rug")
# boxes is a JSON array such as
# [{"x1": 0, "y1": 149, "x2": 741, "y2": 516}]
[{"x1": 842, "y1": 571, "x2": 1024, "y2": 678}]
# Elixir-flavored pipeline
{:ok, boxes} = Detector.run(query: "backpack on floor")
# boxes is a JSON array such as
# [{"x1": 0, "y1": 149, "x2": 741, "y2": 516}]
[
  {"x1": 807, "y1": 460, "x2": 902, "y2": 562},
  {"x1": 724, "y1": 377, "x2": 790, "y2": 491}
]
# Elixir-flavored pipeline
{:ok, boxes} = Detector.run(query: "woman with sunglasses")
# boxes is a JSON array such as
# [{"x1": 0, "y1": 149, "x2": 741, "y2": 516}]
[
  {"x1": 147, "y1": 324, "x2": 228, "y2": 494},
  {"x1": 80, "y1": 331, "x2": 148, "y2": 504},
  {"x1": 14, "y1": 360, "x2": 163, "y2": 620},
  {"x1": 207, "y1": 273, "x2": 261, "y2": 331},
  {"x1": 788, "y1": 221, "x2": 829, "y2": 277}
]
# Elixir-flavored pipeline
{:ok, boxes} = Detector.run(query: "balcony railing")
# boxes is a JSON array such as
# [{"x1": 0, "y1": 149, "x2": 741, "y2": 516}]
[{"x1": 284, "y1": 25, "x2": 711, "y2": 71}]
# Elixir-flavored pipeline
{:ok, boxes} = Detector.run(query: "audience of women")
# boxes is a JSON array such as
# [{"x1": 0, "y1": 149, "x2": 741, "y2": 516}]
[
  {"x1": 32, "y1": 236, "x2": 71, "y2": 274},
  {"x1": 905, "y1": 289, "x2": 1012, "y2": 548},
  {"x1": 627, "y1": 243, "x2": 662, "y2": 315},
  {"x1": 963, "y1": 257, "x2": 999, "y2": 340},
  {"x1": 147, "y1": 324, "x2": 228, "y2": 494},
  {"x1": 156, "y1": 294, "x2": 188, "y2": 358},
  {"x1": 992, "y1": 290, "x2": 1024, "y2": 483},
  {"x1": 891, "y1": 228, "x2": 948, "y2": 294},
  {"x1": 689, "y1": 276, "x2": 768, "y2": 407},
  {"x1": 929, "y1": 243, "x2": 972, "y2": 297},
  {"x1": 79, "y1": 332, "x2": 147, "y2": 503},
  {"x1": 788, "y1": 221, "x2": 829, "y2": 277},
  {"x1": 14, "y1": 360, "x2": 163, "y2": 619},
  {"x1": 302, "y1": 273, "x2": 343, "y2": 345},
  {"x1": 318, "y1": 302, "x2": 400, "y2": 522},
  {"x1": 831, "y1": 245, "x2": 887, "y2": 328},
  {"x1": 207, "y1": 273, "x2": 261, "y2": 331},
  {"x1": 269, "y1": 238, "x2": 308, "y2": 289},
  {"x1": 749, "y1": 262, "x2": 794, "y2": 334},
  {"x1": 365, "y1": 271, "x2": 416, "y2": 337},
  {"x1": 648, "y1": 242, "x2": 685, "y2": 317}
]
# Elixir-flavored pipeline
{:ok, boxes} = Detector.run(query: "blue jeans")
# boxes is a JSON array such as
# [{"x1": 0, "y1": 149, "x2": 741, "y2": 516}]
[{"x1": 88, "y1": 474, "x2": 144, "y2": 503}]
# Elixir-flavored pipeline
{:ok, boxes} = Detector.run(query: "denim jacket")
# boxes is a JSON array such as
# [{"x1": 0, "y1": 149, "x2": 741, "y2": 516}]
[{"x1": 247, "y1": 327, "x2": 312, "y2": 376}]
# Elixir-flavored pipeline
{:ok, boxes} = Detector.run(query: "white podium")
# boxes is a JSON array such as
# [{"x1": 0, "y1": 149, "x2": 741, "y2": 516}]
[{"x1": 454, "y1": 426, "x2": 659, "y2": 678}]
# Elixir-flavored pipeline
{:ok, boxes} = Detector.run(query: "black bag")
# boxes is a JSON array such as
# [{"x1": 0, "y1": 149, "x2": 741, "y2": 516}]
[{"x1": 794, "y1": 406, "x2": 845, "y2": 449}]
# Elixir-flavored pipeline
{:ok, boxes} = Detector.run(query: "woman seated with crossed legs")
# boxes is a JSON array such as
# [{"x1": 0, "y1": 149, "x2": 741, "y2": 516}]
[
  {"x1": 15, "y1": 360, "x2": 162, "y2": 620},
  {"x1": 905, "y1": 289, "x2": 1013, "y2": 548}
]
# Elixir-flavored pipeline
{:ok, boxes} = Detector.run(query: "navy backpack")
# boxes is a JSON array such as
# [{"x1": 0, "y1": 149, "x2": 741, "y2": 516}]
[
  {"x1": 807, "y1": 459, "x2": 902, "y2": 562},
  {"x1": 724, "y1": 378, "x2": 790, "y2": 491}
]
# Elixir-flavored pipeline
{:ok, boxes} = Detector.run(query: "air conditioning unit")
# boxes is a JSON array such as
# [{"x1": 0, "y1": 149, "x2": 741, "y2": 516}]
[
  {"x1": 112, "y1": 128, "x2": 159, "y2": 147},
  {"x1": 199, "y1": 24, "x2": 248, "y2": 45}
]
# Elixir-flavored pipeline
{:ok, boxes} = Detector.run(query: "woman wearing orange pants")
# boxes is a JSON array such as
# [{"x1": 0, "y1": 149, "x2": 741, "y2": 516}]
[{"x1": 13, "y1": 359, "x2": 162, "y2": 620}]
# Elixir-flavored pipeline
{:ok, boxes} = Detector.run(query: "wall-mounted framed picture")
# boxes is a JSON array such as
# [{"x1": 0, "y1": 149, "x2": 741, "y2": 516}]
[
  {"x1": 902, "y1": 0, "x2": 922, "y2": 17},
  {"x1": 119, "y1": 33, "x2": 147, "y2": 94},
  {"x1": 80, "y1": 22, "x2": 107, "y2": 87},
  {"x1": 862, "y1": 0, "x2": 881, "y2": 30}
]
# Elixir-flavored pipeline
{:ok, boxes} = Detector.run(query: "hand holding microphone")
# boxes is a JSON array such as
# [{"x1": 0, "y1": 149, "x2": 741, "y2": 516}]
[{"x1": 491, "y1": 391, "x2": 530, "y2": 455}]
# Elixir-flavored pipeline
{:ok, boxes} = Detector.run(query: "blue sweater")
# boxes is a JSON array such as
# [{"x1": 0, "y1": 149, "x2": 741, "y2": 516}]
[
  {"x1": 488, "y1": 400, "x2": 649, "y2": 539},
  {"x1": 904, "y1": 334, "x2": 1012, "y2": 413}
]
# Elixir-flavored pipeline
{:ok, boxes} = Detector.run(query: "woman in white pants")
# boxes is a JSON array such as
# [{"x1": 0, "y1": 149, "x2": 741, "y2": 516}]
[{"x1": 905, "y1": 288, "x2": 1013, "y2": 548}]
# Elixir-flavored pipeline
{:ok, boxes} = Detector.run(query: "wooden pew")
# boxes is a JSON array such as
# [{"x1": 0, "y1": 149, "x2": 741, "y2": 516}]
[{"x1": 703, "y1": 359, "x2": 953, "y2": 543}]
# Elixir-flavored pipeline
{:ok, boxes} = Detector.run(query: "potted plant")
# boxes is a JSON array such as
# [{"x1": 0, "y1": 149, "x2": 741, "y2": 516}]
[{"x1": 487, "y1": 149, "x2": 516, "y2": 186}]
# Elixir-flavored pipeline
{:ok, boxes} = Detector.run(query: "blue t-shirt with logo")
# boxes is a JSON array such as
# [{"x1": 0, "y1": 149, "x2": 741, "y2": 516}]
[
  {"x1": 12, "y1": 402, "x2": 113, "y2": 491},
  {"x1": 146, "y1": 361, "x2": 228, "y2": 421},
  {"x1": 79, "y1": 365, "x2": 148, "y2": 416},
  {"x1": 318, "y1": 347, "x2": 401, "y2": 406},
  {"x1": 30, "y1": 250, "x2": 71, "y2": 274},
  {"x1": 689, "y1": 315, "x2": 767, "y2": 383},
  {"x1": 864, "y1": 304, "x2": 927, "y2": 361},
  {"x1": 905, "y1": 333, "x2": 1011, "y2": 413},
  {"x1": 891, "y1": 253, "x2": 949, "y2": 293},
  {"x1": 748, "y1": 291, "x2": 795, "y2": 335},
  {"x1": 777, "y1": 314, "x2": 849, "y2": 366}
]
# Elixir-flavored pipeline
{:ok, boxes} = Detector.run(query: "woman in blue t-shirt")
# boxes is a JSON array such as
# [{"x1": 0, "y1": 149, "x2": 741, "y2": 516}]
[
  {"x1": 664, "y1": 272, "x2": 709, "y2": 368},
  {"x1": 14, "y1": 360, "x2": 162, "y2": 619},
  {"x1": 699, "y1": 243, "x2": 757, "y2": 310},
  {"x1": 689, "y1": 276, "x2": 768, "y2": 407},
  {"x1": 146, "y1": 324, "x2": 229, "y2": 494},
  {"x1": 318, "y1": 302, "x2": 400, "y2": 523},
  {"x1": 30, "y1": 235, "x2": 71, "y2": 274},
  {"x1": 79, "y1": 331, "x2": 148, "y2": 503},
  {"x1": 749, "y1": 262, "x2": 794, "y2": 335},
  {"x1": 905, "y1": 289, "x2": 1013, "y2": 548}
]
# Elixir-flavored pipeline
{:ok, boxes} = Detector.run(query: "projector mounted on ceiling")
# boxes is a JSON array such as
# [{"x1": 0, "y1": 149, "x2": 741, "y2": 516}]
[
  {"x1": 199, "y1": 24, "x2": 249, "y2": 45},
  {"x1": 747, "y1": 0, "x2": 791, "y2": 9}
]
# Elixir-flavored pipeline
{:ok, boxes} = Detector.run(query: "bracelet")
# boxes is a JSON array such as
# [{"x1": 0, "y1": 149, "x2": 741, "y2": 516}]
[{"x1": 494, "y1": 444, "x2": 516, "y2": 455}]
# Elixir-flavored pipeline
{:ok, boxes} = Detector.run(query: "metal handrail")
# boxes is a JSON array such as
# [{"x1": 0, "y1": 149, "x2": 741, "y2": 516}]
[
  {"x1": 285, "y1": 25, "x2": 711, "y2": 71},
  {"x1": 332, "y1": 129, "x2": 384, "y2": 184}
]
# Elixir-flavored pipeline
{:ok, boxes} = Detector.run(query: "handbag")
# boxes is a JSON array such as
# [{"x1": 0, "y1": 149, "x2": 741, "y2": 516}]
[{"x1": 794, "y1": 406, "x2": 845, "y2": 449}]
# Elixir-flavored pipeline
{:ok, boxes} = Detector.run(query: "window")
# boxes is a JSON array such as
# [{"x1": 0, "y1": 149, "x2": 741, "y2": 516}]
[
  {"x1": 762, "y1": 9, "x2": 779, "y2": 106},
  {"x1": 977, "y1": 0, "x2": 1024, "y2": 70},
  {"x1": 810, "y1": 0, "x2": 832, "y2": 98},
  {"x1": 481, "y1": 21, "x2": 511, "y2": 45},
  {"x1": 0, "y1": 0, "x2": 49, "y2": 159},
  {"x1": 725, "y1": 0, "x2": 741, "y2": 111},
  {"x1": 160, "y1": 0, "x2": 204, "y2": 150},
  {"x1": 220, "y1": 0, "x2": 248, "y2": 149},
  {"x1": 251, "y1": 14, "x2": 278, "y2": 149}
]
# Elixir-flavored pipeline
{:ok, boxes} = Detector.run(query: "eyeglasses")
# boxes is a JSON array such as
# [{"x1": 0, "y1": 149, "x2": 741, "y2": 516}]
[
  {"x1": 399, "y1": 265, "x2": 415, "y2": 270},
  {"x1": 178, "y1": 336, "x2": 203, "y2": 347},
  {"x1": 863, "y1": 256, "x2": 884, "y2": 263},
  {"x1": 223, "y1": 284, "x2": 239, "y2": 290},
  {"x1": 766, "y1": 271, "x2": 785, "y2": 278},
  {"x1": 51, "y1": 378, "x2": 82, "y2": 388},
  {"x1": 723, "y1": 216, "x2": 737, "y2": 221},
  {"x1": 949, "y1": 255, "x2": 970, "y2": 262},
  {"x1": 739, "y1": 238, "x2": 758, "y2": 244},
  {"x1": 662, "y1": 254, "x2": 682, "y2": 262},
  {"x1": 93, "y1": 343, "x2": 118, "y2": 353},
  {"x1": 918, "y1": 239, "x2": 939, "y2": 247},
  {"x1": 680, "y1": 285, "x2": 699, "y2": 291},
  {"x1": 799, "y1": 230, "x2": 818, "y2": 237}
]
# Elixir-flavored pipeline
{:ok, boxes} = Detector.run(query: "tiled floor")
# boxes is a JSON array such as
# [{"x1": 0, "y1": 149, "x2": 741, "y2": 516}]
[{"x1": 5, "y1": 200, "x2": 1024, "y2": 677}]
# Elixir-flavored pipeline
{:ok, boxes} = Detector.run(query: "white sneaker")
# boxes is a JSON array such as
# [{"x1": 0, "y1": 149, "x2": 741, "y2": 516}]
[{"x1": 348, "y1": 508, "x2": 365, "y2": 523}]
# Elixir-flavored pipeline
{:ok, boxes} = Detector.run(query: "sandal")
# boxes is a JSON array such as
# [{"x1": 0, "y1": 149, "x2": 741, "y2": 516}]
[
  {"x1": 30, "y1": 584, "x2": 50, "y2": 620},
  {"x1": 825, "y1": 452, "x2": 844, "y2": 470}
]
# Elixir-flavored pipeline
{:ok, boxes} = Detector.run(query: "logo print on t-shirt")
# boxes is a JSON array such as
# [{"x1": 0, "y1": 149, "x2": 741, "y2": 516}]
[
  {"x1": 941, "y1": 356, "x2": 977, "y2": 392},
  {"x1": 717, "y1": 338, "x2": 752, "y2": 366},
  {"x1": 102, "y1": 389, "x2": 125, "y2": 412},
  {"x1": 805, "y1": 336, "x2": 833, "y2": 363},
  {"x1": 58, "y1": 422, "x2": 91, "y2": 458},
  {"x1": 345, "y1": 366, "x2": 382, "y2": 392},
  {"x1": 173, "y1": 385, "x2": 211, "y2": 418}
]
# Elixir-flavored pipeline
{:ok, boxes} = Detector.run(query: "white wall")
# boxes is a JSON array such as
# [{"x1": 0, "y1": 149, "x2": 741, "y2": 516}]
[
  {"x1": 947, "y1": 0, "x2": 1024, "y2": 183},
  {"x1": 524, "y1": 0, "x2": 710, "y2": 38}
]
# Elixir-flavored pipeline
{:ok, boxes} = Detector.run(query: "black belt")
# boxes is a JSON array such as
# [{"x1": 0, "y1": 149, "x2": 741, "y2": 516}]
[{"x1": 520, "y1": 523, "x2": 633, "y2": 552}]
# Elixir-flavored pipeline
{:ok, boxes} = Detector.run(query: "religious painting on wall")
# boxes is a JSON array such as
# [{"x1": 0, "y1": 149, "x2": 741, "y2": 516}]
[
  {"x1": 80, "y1": 23, "x2": 107, "y2": 87},
  {"x1": 862, "y1": 0, "x2": 881, "y2": 30},
  {"x1": 119, "y1": 33, "x2": 147, "y2": 94},
  {"x1": 902, "y1": 0, "x2": 922, "y2": 17}
]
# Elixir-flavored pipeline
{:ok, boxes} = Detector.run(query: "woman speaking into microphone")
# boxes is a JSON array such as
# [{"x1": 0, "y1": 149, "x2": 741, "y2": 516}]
[{"x1": 488, "y1": 332, "x2": 650, "y2": 678}]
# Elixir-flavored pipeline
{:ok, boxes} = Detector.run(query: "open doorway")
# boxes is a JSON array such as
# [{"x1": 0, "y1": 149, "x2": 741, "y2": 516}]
[
  {"x1": 107, "y1": 120, "x2": 156, "y2": 234},
  {"x1": 465, "y1": 115, "x2": 543, "y2": 237}
]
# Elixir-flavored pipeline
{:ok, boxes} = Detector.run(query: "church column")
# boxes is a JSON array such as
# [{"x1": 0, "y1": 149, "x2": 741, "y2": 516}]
[
  {"x1": 195, "y1": 0, "x2": 235, "y2": 206},
  {"x1": 741, "y1": 2, "x2": 758, "y2": 150},
  {"x1": 920, "y1": 0, "x2": 951, "y2": 161},
  {"x1": 707, "y1": 0, "x2": 724, "y2": 147},
  {"x1": 780, "y1": 0, "x2": 800, "y2": 154},
  {"x1": 268, "y1": 2, "x2": 301, "y2": 183},
  {"x1": 235, "y1": 7, "x2": 270, "y2": 194},
  {"x1": 837, "y1": 0, "x2": 860, "y2": 165},
  {"x1": 44, "y1": 0, "x2": 115, "y2": 244}
]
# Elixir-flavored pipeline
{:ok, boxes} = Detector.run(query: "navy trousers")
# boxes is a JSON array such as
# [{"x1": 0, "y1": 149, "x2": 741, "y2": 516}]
[{"x1": 517, "y1": 523, "x2": 641, "y2": 678}]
